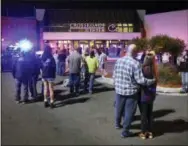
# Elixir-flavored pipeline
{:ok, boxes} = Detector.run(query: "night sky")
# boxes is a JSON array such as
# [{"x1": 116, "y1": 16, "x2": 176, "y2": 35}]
[{"x1": 2, "y1": 0, "x2": 188, "y2": 17}]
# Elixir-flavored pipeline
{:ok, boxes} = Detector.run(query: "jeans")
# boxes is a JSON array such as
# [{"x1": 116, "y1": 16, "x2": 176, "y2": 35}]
[
  {"x1": 137, "y1": 89, "x2": 142, "y2": 113},
  {"x1": 69, "y1": 73, "x2": 80, "y2": 94},
  {"x1": 15, "y1": 78, "x2": 29, "y2": 101},
  {"x1": 181, "y1": 72, "x2": 188, "y2": 91},
  {"x1": 85, "y1": 73, "x2": 95, "y2": 93},
  {"x1": 140, "y1": 102, "x2": 153, "y2": 133},
  {"x1": 57, "y1": 62, "x2": 65, "y2": 76},
  {"x1": 41, "y1": 81, "x2": 44, "y2": 95},
  {"x1": 84, "y1": 72, "x2": 89, "y2": 91},
  {"x1": 29, "y1": 76, "x2": 38, "y2": 98},
  {"x1": 115, "y1": 93, "x2": 138, "y2": 134}
]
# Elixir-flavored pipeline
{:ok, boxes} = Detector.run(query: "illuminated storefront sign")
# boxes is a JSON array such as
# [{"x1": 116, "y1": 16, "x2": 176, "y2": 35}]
[
  {"x1": 69, "y1": 23, "x2": 105, "y2": 32},
  {"x1": 69, "y1": 23, "x2": 133, "y2": 32},
  {"x1": 44, "y1": 23, "x2": 134, "y2": 33}
]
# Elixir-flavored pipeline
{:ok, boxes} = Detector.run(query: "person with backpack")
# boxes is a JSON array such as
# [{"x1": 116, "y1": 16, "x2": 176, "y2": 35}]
[
  {"x1": 177, "y1": 50, "x2": 188, "y2": 93},
  {"x1": 41, "y1": 45, "x2": 56, "y2": 108},
  {"x1": 139, "y1": 52, "x2": 158, "y2": 140}
]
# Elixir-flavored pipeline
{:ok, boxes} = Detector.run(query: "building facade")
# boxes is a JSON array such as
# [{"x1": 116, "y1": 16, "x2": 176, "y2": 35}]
[
  {"x1": 145, "y1": 10, "x2": 188, "y2": 46},
  {"x1": 41, "y1": 9, "x2": 144, "y2": 50}
]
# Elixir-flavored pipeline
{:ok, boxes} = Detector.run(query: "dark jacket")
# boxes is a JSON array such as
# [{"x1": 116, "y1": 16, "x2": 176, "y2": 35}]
[
  {"x1": 12, "y1": 56, "x2": 32, "y2": 80},
  {"x1": 29, "y1": 53, "x2": 41, "y2": 77},
  {"x1": 41, "y1": 56, "x2": 56, "y2": 79},
  {"x1": 58, "y1": 52, "x2": 66, "y2": 62},
  {"x1": 178, "y1": 54, "x2": 188, "y2": 72}
]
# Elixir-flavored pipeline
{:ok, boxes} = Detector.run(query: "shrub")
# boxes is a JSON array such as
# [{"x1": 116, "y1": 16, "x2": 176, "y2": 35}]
[
  {"x1": 158, "y1": 64, "x2": 181, "y2": 86},
  {"x1": 149, "y1": 35, "x2": 185, "y2": 55},
  {"x1": 168, "y1": 38, "x2": 185, "y2": 56}
]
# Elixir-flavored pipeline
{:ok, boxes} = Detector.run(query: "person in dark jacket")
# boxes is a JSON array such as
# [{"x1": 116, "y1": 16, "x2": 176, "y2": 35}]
[
  {"x1": 177, "y1": 50, "x2": 188, "y2": 93},
  {"x1": 12, "y1": 50, "x2": 32, "y2": 104},
  {"x1": 57, "y1": 49, "x2": 66, "y2": 76},
  {"x1": 41, "y1": 45, "x2": 56, "y2": 108},
  {"x1": 28, "y1": 50, "x2": 41, "y2": 100},
  {"x1": 139, "y1": 53, "x2": 157, "y2": 140}
]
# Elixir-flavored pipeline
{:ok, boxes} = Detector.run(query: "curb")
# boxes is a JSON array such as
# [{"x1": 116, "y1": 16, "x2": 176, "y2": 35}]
[{"x1": 95, "y1": 77, "x2": 188, "y2": 96}]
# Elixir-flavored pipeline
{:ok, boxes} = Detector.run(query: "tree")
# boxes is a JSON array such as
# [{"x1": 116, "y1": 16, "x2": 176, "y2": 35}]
[
  {"x1": 168, "y1": 38, "x2": 185, "y2": 56},
  {"x1": 149, "y1": 35, "x2": 185, "y2": 55},
  {"x1": 130, "y1": 37, "x2": 148, "y2": 52}
]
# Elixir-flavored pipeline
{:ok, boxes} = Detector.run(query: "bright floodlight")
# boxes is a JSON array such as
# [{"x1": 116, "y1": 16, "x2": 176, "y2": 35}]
[{"x1": 19, "y1": 39, "x2": 33, "y2": 52}]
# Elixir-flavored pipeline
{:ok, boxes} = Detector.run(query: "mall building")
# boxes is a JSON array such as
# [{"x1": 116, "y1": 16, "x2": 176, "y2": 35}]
[{"x1": 37, "y1": 9, "x2": 145, "y2": 49}]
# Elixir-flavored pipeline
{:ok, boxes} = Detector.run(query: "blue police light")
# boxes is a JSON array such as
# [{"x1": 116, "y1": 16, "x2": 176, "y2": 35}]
[{"x1": 19, "y1": 39, "x2": 33, "y2": 52}]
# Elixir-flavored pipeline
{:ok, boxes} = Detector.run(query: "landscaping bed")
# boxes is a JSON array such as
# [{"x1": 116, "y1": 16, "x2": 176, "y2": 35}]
[{"x1": 103, "y1": 64, "x2": 182, "y2": 88}]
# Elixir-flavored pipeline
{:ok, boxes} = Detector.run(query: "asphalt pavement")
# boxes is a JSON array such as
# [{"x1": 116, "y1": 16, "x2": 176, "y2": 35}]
[{"x1": 2, "y1": 73, "x2": 188, "y2": 145}]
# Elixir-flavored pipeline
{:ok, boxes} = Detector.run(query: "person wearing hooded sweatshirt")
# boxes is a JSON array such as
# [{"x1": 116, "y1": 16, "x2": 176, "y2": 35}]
[{"x1": 41, "y1": 45, "x2": 56, "y2": 108}]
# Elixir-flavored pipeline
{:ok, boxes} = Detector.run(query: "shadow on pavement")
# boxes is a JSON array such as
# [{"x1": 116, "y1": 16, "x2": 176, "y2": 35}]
[
  {"x1": 93, "y1": 86, "x2": 114, "y2": 94},
  {"x1": 95, "y1": 75, "x2": 102, "y2": 78},
  {"x1": 80, "y1": 85, "x2": 114, "y2": 95},
  {"x1": 54, "y1": 97, "x2": 90, "y2": 108},
  {"x1": 79, "y1": 82, "x2": 103, "y2": 89},
  {"x1": 54, "y1": 89, "x2": 67, "y2": 96},
  {"x1": 131, "y1": 119, "x2": 188, "y2": 137},
  {"x1": 133, "y1": 109, "x2": 176, "y2": 121},
  {"x1": 55, "y1": 80, "x2": 64, "y2": 86}
]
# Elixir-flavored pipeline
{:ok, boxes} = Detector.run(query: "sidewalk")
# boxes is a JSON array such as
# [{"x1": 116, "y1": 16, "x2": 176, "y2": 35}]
[{"x1": 95, "y1": 76, "x2": 188, "y2": 96}]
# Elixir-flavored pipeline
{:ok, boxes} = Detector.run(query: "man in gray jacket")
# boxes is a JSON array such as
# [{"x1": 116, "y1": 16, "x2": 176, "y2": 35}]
[{"x1": 67, "y1": 48, "x2": 82, "y2": 97}]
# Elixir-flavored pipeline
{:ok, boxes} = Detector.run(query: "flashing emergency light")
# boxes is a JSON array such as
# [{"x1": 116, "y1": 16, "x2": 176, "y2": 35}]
[{"x1": 19, "y1": 39, "x2": 33, "y2": 52}]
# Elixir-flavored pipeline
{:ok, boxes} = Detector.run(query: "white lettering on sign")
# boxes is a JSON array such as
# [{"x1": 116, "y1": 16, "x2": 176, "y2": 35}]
[{"x1": 69, "y1": 23, "x2": 105, "y2": 32}]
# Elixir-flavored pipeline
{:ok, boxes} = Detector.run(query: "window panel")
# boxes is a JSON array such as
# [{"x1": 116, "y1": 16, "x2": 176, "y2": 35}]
[
  {"x1": 128, "y1": 23, "x2": 133, "y2": 27},
  {"x1": 123, "y1": 27, "x2": 128, "y2": 32},
  {"x1": 117, "y1": 27, "x2": 123, "y2": 32},
  {"x1": 117, "y1": 23, "x2": 122, "y2": 27},
  {"x1": 123, "y1": 23, "x2": 128, "y2": 26},
  {"x1": 128, "y1": 27, "x2": 133, "y2": 32}
]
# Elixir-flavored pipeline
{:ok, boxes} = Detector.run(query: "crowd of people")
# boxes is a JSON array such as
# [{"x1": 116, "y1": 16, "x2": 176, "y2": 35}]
[
  {"x1": 12, "y1": 41, "x2": 107, "y2": 108},
  {"x1": 11, "y1": 41, "x2": 188, "y2": 140}
]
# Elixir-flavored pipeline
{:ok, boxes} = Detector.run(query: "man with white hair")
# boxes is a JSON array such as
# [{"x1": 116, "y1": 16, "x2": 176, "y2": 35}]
[{"x1": 113, "y1": 44, "x2": 156, "y2": 138}]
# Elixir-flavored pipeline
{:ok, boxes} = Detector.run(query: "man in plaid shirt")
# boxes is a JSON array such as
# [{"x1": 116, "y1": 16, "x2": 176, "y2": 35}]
[{"x1": 113, "y1": 44, "x2": 155, "y2": 138}]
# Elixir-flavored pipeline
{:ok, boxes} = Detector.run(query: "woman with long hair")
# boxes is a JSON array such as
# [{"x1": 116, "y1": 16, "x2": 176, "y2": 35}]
[
  {"x1": 139, "y1": 51, "x2": 158, "y2": 140},
  {"x1": 41, "y1": 45, "x2": 56, "y2": 108}
]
